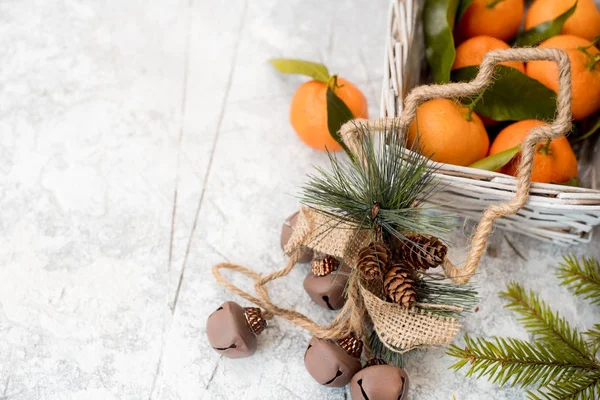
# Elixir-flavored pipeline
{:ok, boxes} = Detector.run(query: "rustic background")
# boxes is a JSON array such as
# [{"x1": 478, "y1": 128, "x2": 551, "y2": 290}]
[{"x1": 0, "y1": 0, "x2": 598, "y2": 399}]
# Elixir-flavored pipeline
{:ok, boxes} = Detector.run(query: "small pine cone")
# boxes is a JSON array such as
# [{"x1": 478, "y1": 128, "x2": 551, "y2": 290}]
[
  {"x1": 357, "y1": 242, "x2": 392, "y2": 280},
  {"x1": 311, "y1": 255, "x2": 340, "y2": 276},
  {"x1": 400, "y1": 235, "x2": 448, "y2": 271},
  {"x1": 338, "y1": 334, "x2": 363, "y2": 358},
  {"x1": 244, "y1": 307, "x2": 266, "y2": 336},
  {"x1": 384, "y1": 264, "x2": 417, "y2": 308}
]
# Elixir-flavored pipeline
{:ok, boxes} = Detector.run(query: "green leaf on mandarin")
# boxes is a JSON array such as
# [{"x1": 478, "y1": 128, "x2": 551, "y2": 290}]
[
  {"x1": 469, "y1": 144, "x2": 520, "y2": 171},
  {"x1": 269, "y1": 58, "x2": 330, "y2": 82}
]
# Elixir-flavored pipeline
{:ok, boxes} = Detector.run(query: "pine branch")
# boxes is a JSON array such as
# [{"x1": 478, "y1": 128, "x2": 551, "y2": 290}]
[
  {"x1": 447, "y1": 335, "x2": 598, "y2": 388},
  {"x1": 301, "y1": 121, "x2": 453, "y2": 241},
  {"x1": 528, "y1": 372, "x2": 600, "y2": 400},
  {"x1": 500, "y1": 282, "x2": 594, "y2": 361},
  {"x1": 449, "y1": 260, "x2": 600, "y2": 399},
  {"x1": 558, "y1": 255, "x2": 600, "y2": 305},
  {"x1": 586, "y1": 324, "x2": 600, "y2": 355},
  {"x1": 415, "y1": 277, "x2": 479, "y2": 315},
  {"x1": 368, "y1": 329, "x2": 404, "y2": 368}
]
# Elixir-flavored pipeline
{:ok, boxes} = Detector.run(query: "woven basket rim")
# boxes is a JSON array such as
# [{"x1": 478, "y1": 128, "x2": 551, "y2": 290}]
[{"x1": 381, "y1": 0, "x2": 600, "y2": 244}]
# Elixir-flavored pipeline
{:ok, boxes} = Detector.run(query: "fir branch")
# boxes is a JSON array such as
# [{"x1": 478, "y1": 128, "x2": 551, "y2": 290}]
[
  {"x1": 415, "y1": 278, "x2": 479, "y2": 316},
  {"x1": 500, "y1": 282, "x2": 593, "y2": 361},
  {"x1": 449, "y1": 259, "x2": 600, "y2": 399},
  {"x1": 301, "y1": 121, "x2": 453, "y2": 241},
  {"x1": 528, "y1": 372, "x2": 600, "y2": 400},
  {"x1": 586, "y1": 324, "x2": 600, "y2": 355},
  {"x1": 447, "y1": 335, "x2": 598, "y2": 389},
  {"x1": 369, "y1": 329, "x2": 404, "y2": 368},
  {"x1": 558, "y1": 255, "x2": 600, "y2": 305}
]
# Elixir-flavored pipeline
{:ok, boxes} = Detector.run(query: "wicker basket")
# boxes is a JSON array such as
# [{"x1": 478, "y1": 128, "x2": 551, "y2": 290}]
[{"x1": 381, "y1": 0, "x2": 600, "y2": 246}]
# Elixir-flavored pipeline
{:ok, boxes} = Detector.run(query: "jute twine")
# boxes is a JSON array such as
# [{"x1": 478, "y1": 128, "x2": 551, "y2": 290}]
[
  {"x1": 213, "y1": 48, "x2": 572, "y2": 352},
  {"x1": 213, "y1": 250, "x2": 363, "y2": 341},
  {"x1": 285, "y1": 207, "x2": 369, "y2": 268},
  {"x1": 340, "y1": 47, "x2": 572, "y2": 285}
]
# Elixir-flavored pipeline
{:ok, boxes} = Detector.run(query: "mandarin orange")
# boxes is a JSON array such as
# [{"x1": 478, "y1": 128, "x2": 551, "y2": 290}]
[
  {"x1": 407, "y1": 99, "x2": 489, "y2": 166},
  {"x1": 290, "y1": 78, "x2": 368, "y2": 151},
  {"x1": 524, "y1": 0, "x2": 600, "y2": 42},
  {"x1": 452, "y1": 36, "x2": 525, "y2": 73},
  {"x1": 526, "y1": 35, "x2": 600, "y2": 120},
  {"x1": 455, "y1": 0, "x2": 524, "y2": 42},
  {"x1": 489, "y1": 119, "x2": 578, "y2": 183}
]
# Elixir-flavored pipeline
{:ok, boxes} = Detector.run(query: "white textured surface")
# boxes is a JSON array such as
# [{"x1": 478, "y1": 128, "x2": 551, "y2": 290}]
[{"x1": 0, "y1": 1, "x2": 599, "y2": 399}]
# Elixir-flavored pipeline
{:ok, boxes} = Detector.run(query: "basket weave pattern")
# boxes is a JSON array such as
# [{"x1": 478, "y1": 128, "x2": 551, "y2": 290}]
[{"x1": 381, "y1": 0, "x2": 600, "y2": 245}]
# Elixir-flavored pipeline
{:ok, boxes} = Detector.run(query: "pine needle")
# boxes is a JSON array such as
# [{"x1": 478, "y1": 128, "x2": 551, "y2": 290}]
[
  {"x1": 585, "y1": 324, "x2": 600, "y2": 355},
  {"x1": 528, "y1": 373, "x2": 600, "y2": 400},
  {"x1": 301, "y1": 121, "x2": 453, "y2": 241},
  {"x1": 368, "y1": 329, "x2": 404, "y2": 368},
  {"x1": 557, "y1": 255, "x2": 600, "y2": 305},
  {"x1": 415, "y1": 277, "x2": 479, "y2": 315},
  {"x1": 448, "y1": 257, "x2": 600, "y2": 400},
  {"x1": 500, "y1": 282, "x2": 594, "y2": 361},
  {"x1": 447, "y1": 335, "x2": 597, "y2": 389}
]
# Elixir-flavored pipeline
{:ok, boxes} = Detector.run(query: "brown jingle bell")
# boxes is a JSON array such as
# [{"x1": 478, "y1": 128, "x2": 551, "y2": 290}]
[
  {"x1": 206, "y1": 301, "x2": 266, "y2": 358},
  {"x1": 303, "y1": 256, "x2": 348, "y2": 310},
  {"x1": 281, "y1": 211, "x2": 314, "y2": 263},
  {"x1": 350, "y1": 361, "x2": 409, "y2": 400},
  {"x1": 304, "y1": 335, "x2": 362, "y2": 387}
]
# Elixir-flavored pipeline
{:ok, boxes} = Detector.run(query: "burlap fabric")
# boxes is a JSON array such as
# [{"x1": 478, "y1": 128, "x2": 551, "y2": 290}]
[
  {"x1": 285, "y1": 206, "x2": 461, "y2": 352},
  {"x1": 361, "y1": 287, "x2": 460, "y2": 353},
  {"x1": 284, "y1": 207, "x2": 370, "y2": 269}
]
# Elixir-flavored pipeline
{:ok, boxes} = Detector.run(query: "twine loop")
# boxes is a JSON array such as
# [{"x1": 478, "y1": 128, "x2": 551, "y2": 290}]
[
  {"x1": 213, "y1": 248, "x2": 355, "y2": 340},
  {"x1": 340, "y1": 47, "x2": 572, "y2": 285}
]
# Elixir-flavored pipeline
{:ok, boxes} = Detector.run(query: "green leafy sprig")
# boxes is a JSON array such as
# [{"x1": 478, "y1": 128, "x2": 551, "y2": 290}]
[
  {"x1": 448, "y1": 335, "x2": 596, "y2": 388},
  {"x1": 301, "y1": 121, "x2": 452, "y2": 242},
  {"x1": 500, "y1": 282, "x2": 593, "y2": 361},
  {"x1": 558, "y1": 255, "x2": 600, "y2": 305},
  {"x1": 447, "y1": 255, "x2": 600, "y2": 399}
]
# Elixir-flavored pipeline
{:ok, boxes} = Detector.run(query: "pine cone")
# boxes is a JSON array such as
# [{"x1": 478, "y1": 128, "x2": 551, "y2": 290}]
[
  {"x1": 400, "y1": 235, "x2": 448, "y2": 271},
  {"x1": 311, "y1": 255, "x2": 339, "y2": 276},
  {"x1": 357, "y1": 242, "x2": 392, "y2": 280},
  {"x1": 384, "y1": 263, "x2": 417, "y2": 308},
  {"x1": 244, "y1": 307, "x2": 266, "y2": 335},
  {"x1": 338, "y1": 334, "x2": 363, "y2": 358}
]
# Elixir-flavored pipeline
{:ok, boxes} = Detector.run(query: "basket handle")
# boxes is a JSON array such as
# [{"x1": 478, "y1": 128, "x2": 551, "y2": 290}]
[{"x1": 339, "y1": 47, "x2": 573, "y2": 284}]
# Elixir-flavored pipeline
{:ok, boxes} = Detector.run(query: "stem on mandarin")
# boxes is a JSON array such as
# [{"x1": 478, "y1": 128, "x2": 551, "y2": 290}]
[
  {"x1": 539, "y1": 139, "x2": 552, "y2": 155},
  {"x1": 577, "y1": 41, "x2": 600, "y2": 70},
  {"x1": 464, "y1": 89, "x2": 486, "y2": 122},
  {"x1": 328, "y1": 75, "x2": 345, "y2": 91}
]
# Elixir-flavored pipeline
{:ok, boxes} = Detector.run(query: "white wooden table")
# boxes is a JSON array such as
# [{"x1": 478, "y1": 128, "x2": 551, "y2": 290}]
[{"x1": 1, "y1": 1, "x2": 598, "y2": 399}]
